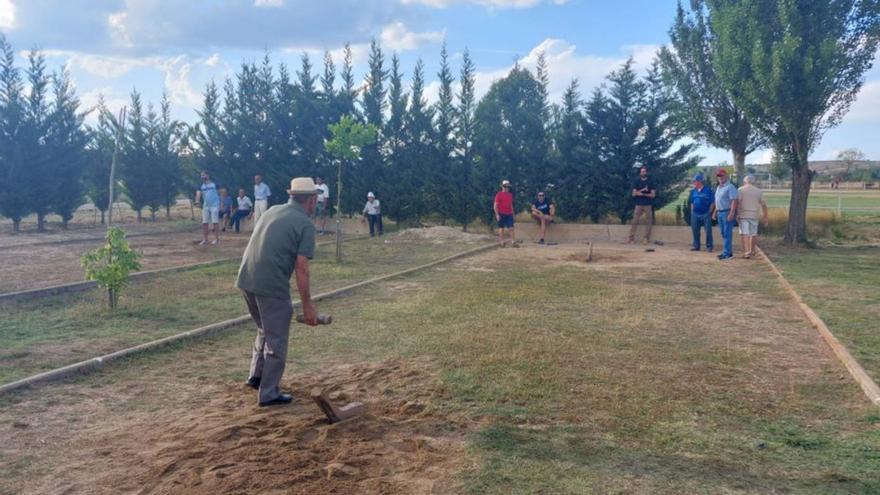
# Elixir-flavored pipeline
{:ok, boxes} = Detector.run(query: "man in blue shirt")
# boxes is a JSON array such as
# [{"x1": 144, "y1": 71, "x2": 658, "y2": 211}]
[
  {"x1": 688, "y1": 173, "x2": 714, "y2": 252},
  {"x1": 712, "y1": 169, "x2": 738, "y2": 260},
  {"x1": 253, "y1": 174, "x2": 272, "y2": 223},
  {"x1": 195, "y1": 171, "x2": 221, "y2": 245}
]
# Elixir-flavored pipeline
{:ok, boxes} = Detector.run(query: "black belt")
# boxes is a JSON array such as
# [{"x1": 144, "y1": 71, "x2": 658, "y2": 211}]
[{"x1": 717, "y1": 209, "x2": 730, "y2": 213}]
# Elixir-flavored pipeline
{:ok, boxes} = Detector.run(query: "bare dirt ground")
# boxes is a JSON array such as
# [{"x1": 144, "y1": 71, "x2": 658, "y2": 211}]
[
  {"x1": 0, "y1": 229, "x2": 251, "y2": 293},
  {"x1": 1, "y1": 240, "x2": 875, "y2": 494},
  {"x1": 4, "y1": 355, "x2": 472, "y2": 495}
]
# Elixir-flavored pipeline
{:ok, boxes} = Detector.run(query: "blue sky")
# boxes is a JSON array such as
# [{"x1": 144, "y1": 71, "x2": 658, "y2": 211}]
[{"x1": 1, "y1": 0, "x2": 877, "y2": 165}]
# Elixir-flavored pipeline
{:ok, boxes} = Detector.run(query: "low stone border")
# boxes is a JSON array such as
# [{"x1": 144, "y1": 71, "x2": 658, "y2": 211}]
[
  {"x1": 0, "y1": 242, "x2": 497, "y2": 394},
  {"x1": 0, "y1": 236, "x2": 368, "y2": 303},
  {"x1": 758, "y1": 247, "x2": 880, "y2": 406}
]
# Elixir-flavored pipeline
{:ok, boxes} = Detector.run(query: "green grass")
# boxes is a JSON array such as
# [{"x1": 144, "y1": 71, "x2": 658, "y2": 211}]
[
  {"x1": 0, "y1": 235, "x2": 486, "y2": 383},
  {"x1": 2, "y1": 243, "x2": 879, "y2": 493},
  {"x1": 770, "y1": 245, "x2": 880, "y2": 383},
  {"x1": 661, "y1": 189, "x2": 880, "y2": 216}
]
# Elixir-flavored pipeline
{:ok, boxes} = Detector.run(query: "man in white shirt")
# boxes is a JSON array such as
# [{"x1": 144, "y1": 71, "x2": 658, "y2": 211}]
[
  {"x1": 253, "y1": 174, "x2": 271, "y2": 223},
  {"x1": 362, "y1": 192, "x2": 383, "y2": 237},
  {"x1": 737, "y1": 175, "x2": 769, "y2": 259},
  {"x1": 314, "y1": 176, "x2": 330, "y2": 235}
]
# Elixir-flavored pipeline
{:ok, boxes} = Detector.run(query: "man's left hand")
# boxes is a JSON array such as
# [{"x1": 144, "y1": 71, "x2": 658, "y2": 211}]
[{"x1": 727, "y1": 213, "x2": 735, "y2": 222}]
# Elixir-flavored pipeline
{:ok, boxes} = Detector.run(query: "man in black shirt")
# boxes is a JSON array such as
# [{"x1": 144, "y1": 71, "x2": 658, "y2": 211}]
[
  {"x1": 627, "y1": 166, "x2": 656, "y2": 244},
  {"x1": 530, "y1": 191, "x2": 556, "y2": 244}
]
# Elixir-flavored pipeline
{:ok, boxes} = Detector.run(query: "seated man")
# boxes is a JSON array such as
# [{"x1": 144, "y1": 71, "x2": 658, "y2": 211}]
[{"x1": 530, "y1": 191, "x2": 556, "y2": 244}]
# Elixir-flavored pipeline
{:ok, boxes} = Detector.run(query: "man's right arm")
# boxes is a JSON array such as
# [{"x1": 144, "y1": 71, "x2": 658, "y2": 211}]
[
  {"x1": 294, "y1": 255, "x2": 317, "y2": 326},
  {"x1": 493, "y1": 199, "x2": 500, "y2": 220}
]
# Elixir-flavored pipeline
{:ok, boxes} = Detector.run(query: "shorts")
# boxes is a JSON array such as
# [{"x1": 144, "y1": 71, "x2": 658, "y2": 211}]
[
  {"x1": 219, "y1": 209, "x2": 231, "y2": 220},
  {"x1": 202, "y1": 206, "x2": 220, "y2": 224},
  {"x1": 739, "y1": 218, "x2": 758, "y2": 235},
  {"x1": 498, "y1": 214, "x2": 514, "y2": 229},
  {"x1": 316, "y1": 201, "x2": 328, "y2": 218}
]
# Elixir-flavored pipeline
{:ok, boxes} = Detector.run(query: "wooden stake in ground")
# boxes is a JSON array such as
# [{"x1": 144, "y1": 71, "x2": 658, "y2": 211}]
[
  {"x1": 311, "y1": 388, "x2": 364, "y2": 424},
  {"x1": 585, "y1": 241, "x2": 593, "y2": 262}
]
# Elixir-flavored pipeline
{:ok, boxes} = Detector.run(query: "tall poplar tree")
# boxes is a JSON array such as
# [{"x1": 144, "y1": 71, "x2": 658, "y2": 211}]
[
  {"x1": 708, "y1": 0, "x2": 880, "y2": 243},
  {"x1": 658, "y1": 0, "x2": 765, "y2": 183}
]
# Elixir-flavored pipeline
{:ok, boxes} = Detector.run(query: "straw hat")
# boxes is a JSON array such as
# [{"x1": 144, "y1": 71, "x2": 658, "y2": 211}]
[{"x1": 289, "y1": 177, "x2": 318, "y2": 195}]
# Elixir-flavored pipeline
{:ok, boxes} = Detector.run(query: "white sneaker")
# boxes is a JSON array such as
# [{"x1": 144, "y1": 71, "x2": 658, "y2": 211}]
[
  {"x1": 211, "y1": 239, "x2": 219, "y2": 245},
  {"x1": 198, "y1": 240, "x2": 208, "y2": 246}
]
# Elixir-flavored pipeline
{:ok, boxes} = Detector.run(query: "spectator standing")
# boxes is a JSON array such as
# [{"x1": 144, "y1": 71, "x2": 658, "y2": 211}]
[
  {"x1": 253, "y1": 174, "x2": 272, "y2": 223},
  {"x1": 530, "y1": 191, "x2": 556, "y2": 245},
  {"x1": 362, "y1": 192, "x2": 383, "y2": 237},
  {"x1": 494, "y1": 180, "x2": 517, "y2": 247},
  {"x1": 219, "y1": 187, "x2": 233, "y2": 232},
  {"x1": 737, "y1": 175, "x2": 769, "y2": 259},
  {"x1": 315, "y1": 176, "x2": 330, "y2": 235},
  {"x1": 688, "y1": 174, "x2": 714, "y2": 252},
  {"x1": 712, "y1": 169, "x2": 738, "y2": 260},
  {"x1": 628, "y1": 166, "x2": 656, "y2": 244},
  {"x1": 195, "y1": 171, "x2": 221, "y2": 245},
  {"x1": 230, "y1": 188, "x2": 253, "y2": 234}
]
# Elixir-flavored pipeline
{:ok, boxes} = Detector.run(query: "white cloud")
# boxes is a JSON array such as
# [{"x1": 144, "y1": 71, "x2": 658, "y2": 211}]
[
  {"x1": 0, "y1": 0, "x2": 15, "y2": 30},
  {"x1": 402, "y1": 0, "x2": 568, "y2": 9},
  {"x1": 42, "y1": 50, "x2": 143, "y2": 78},
  {"x1": 843, "y1": 79, "x2": 880, "y2": 123},
  {"x1": 107, "y1": 12, "x2": 132, "y2": 48},
  {"x1": 254, "y1": 0, "x2": 284, "y2": 6},
  {"x1": 204, "y1": 53, "x2": 221, "y2": 68},
  {"x1": 380, "y1": 22, "x2": 445, "y2": 51}
]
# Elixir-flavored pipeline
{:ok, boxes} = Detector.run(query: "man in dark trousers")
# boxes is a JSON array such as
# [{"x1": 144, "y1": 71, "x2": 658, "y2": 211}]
[
  {"x1": 628, "y1": 165, "x2": 656, "y2": 244},
  {"x1": 236, "y1": 177, "x2": 319, "y2": 407}
]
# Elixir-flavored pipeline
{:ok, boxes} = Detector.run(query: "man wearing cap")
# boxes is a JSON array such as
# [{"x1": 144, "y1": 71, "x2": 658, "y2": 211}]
[
  {"x1": 688, "y1": 173, "x2": 714, "y2": 252},
  {"x1": 494, "y1": 180, "x2": 517, "y2": 247},
  {"x1": 530, "y1": 191, "x2": 556, "y2": 245},
  {"x1": 362, "y1": 192, "x2": 383, "y2": 237},
  {"x1": 628, "y1": 166, "x2": 656, "y2": 244},
  {"x1": 712, "y1": 169, "x2": 738, "y2": 260},
  {"x1": 314, "y1": 176, "x2": 330, "y2": 235},
  {"x1": 737, "y1": 175, "x2": 768, "y2": 259},
  {"x1": 236, "y1": 177, "x2": 319, "y2": 407}
]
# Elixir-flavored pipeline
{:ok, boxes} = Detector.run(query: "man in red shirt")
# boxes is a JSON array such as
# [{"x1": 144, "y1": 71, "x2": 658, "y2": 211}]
[{"x1": 494, "y1": 180, "x2": 518, "y2": 247}]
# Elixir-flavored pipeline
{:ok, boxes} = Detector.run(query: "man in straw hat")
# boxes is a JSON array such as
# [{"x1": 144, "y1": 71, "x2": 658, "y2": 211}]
[{"x1": 236, "y1": 177, "x2": 320, "y2": 407}]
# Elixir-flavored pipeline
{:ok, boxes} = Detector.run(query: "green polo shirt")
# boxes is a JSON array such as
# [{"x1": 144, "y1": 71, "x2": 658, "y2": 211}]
[{"x1": 235, "y1": 202, "x2": 316, "y2": 300}]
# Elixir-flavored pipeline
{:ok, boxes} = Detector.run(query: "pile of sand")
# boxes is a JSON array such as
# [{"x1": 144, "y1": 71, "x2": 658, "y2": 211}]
[
  {"x1": 62, "y1": 359, "x2": 470, "y2": 495},
  {"x1": 393, "y1": 226, "x2": 492, "y2": 244}
]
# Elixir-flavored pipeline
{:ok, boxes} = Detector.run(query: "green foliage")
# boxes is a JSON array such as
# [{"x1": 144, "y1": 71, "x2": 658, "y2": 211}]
[
  {"x1": 81, "y1": 226, "x2": 142, "y2": 309},
  {"x1": 658, "y1": 0, "x2": 765, "y2": 180},
  {"x1": 707, "y1": 0, "x2": 880, "y2": 243},
  {"x1": 325, "y1": 115, "x2": 378, "y2": 162}
]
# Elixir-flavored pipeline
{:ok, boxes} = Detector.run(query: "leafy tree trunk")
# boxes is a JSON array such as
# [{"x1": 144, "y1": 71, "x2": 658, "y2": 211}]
[
  {"x1": 136, "y1": 209, "x2": 142, "y2": 222},
  {"x1": 165, "y1": 203, "x2": 171, "y2": 220},
  {"x1": 37, "y1": 213, "x2": 46, "y2": 232},
  {"x1": 100, "y1": 210, "x2": 106, "y2": 225},
  {"x1": 12, "y1": 217, "x2": 21, "y2": 233},
  {"x1": 785, "y1": 164, "x2": 813, "y2": 245},
  {"x1": 732, "y1": 149, "x2": 746, "y2": 186}
]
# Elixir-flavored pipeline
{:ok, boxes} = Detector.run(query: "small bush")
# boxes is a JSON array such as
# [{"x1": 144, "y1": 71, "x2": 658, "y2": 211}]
[{"x1": 81, "y1": 226, "x2": 142, "y2": 309}]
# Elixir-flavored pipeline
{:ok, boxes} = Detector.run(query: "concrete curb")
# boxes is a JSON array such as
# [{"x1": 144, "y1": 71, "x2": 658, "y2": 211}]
[
  {"x1": 0, "y1": 242, "x2": 497, "y2": 394},
  {"x1": 0, "y1": 236, "x2": 369, "y2": 303},
  {"x1": 758, "y1": 247, "x2": 880, "y2": 407}
]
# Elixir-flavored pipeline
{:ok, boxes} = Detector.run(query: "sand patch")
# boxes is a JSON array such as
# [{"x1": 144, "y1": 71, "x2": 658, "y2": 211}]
[
  {"x1": 41, "y1": 358, "x2": 469, "y2": 495},
  {"x1": 392, "y1": 226, "x2": 492, "y2": 244}
]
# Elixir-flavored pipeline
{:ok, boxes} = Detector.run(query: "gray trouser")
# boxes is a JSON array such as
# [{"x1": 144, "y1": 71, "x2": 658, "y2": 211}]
[
  {"x1": 242, "y1": 290, "x2": 293, "y2": 403},
  {"x1": 628, "y1": 205, "x2": 653, "y2": 241}
]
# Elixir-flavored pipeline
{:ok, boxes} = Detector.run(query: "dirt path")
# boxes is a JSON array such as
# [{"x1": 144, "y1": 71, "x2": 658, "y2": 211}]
[{"x1": 0, "y1": 230, "x2": 250, "y2": 293}]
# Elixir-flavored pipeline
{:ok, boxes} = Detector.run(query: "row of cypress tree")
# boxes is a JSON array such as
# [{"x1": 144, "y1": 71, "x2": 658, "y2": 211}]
[{"x1": 0, "y1": 35, "x2": 698, "y2": 232}]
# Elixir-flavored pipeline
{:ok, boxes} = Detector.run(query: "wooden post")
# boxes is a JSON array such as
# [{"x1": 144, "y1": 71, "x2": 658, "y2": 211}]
[
  {"x1": 107, "y1": 106, "x2": 126, "y2": 228},
  {"x1": 335, "y1": 159, "x2": 343, "y2": 263}
]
